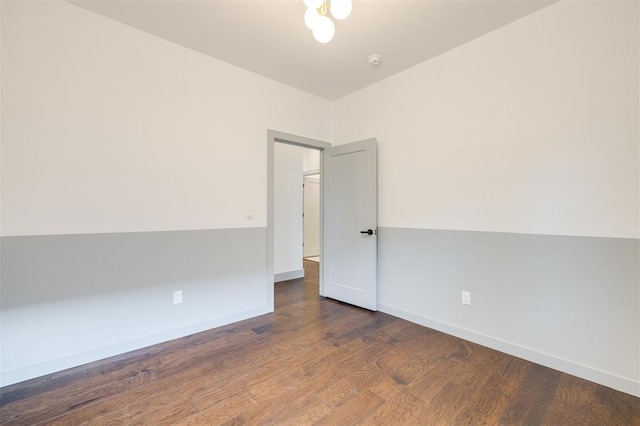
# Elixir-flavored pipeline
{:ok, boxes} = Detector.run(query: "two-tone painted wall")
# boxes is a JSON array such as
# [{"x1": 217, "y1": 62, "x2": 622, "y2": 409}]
[
  {"x1": 0, "y1": 0, "x2": 332, "y2": 386},
  {"x1": 2, "y1": 0, "x2": 638, "y2": 398},
  {"x1": 333, "y1": 1, "x2": 639, "y2": 396}
]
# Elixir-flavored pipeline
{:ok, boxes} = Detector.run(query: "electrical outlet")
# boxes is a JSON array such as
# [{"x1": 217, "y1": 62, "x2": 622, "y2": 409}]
[
  {"x1": 173, "y1": 290, "x2": 182, "y2": 304},
  {"x1": 462, "y1": 291, "x2": 471, "y2": 306},
  {"x1": 245, "y1": 209, "x2": 254, "y2": 219}
]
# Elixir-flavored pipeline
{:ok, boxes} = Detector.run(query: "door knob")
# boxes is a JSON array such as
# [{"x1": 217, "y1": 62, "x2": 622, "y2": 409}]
[{"x1": 360, "y1": 229, "x2": 374, "y2": 235}]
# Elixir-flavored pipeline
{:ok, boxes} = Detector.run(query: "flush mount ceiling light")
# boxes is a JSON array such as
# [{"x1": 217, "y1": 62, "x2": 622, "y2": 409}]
[{"x1": 303, "y1": 0, "x2": 352, "y2": 44}]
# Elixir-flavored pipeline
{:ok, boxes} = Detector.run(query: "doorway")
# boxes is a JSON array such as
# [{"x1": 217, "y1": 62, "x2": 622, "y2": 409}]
[
  {"x1": 272, "y1": 144, "x2": 320, "y2": 281},
  {"x1": 267, "y1": 130, "x2": 379, "y2": 312},
  {"x1": 266, "y1": 130, "x2": 330, "y2": 311}
]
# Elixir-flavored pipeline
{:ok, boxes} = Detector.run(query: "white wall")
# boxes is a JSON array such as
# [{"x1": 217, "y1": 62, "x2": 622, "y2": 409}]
[
  {"x1": 1, "y1": 0, "x2": 332, "y2": 237},
  {"x1": 274, "y1": 143, "x2": 303, "y2": 276},
  {"x1": 302, "y1": 149, "x2": 321, "y2": 258},
  {"x1": 303, "y1": 148, "x2": 320, "y2": 172},
  {"x1": 0, "y1": 0, "x2": 332, "y2": 386},
  {"x1": 303, "y1": 174, "x2": 320, "y2": 258},
  {"x1": 334, "y1": 0, "x2": 638, "y2": 240},
  {"x1": 333, "y1": 0, "x2": 639, "y2": 396}
]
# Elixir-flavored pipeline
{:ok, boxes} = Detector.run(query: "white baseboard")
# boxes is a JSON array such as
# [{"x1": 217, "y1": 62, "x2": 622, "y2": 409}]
[
  {"x1": 0, "y1": 305, "x2": 271, "y2": 388},
  {"x1": 274, "y1": 269, "x2": 305, "y2": 283},
  {"x1": 378, "y1": 303, "x2": 640, "y2": 398}
]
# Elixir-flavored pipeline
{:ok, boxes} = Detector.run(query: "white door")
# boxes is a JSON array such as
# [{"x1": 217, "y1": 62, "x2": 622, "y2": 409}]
[
  {"x1": 323, "y1": 139, "x2": 377, "y2": 311},
  {"x1": 303, "y1": 175, "x2": 320, "y2": 258}
]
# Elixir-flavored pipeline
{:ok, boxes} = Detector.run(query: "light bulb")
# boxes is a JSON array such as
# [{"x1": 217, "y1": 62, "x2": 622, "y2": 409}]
[
  {"x1": 304, "y1": 7, "x2": 321, "y2": 30},
  {"x1": 303, "y1": 0, "x2": 323, "y2": 9},
  {"x1": 330, "y1": 0, "x2": 352, "y2": 20},
  {"x1": 312, "y1": 15, "x2": 335, "y2": 43}
]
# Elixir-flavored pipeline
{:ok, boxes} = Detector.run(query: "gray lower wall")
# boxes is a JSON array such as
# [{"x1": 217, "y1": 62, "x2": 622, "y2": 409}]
[
  {"x1": 378, "y1": 227, "x2": 639, "y2": 397},
  {"x1": 0, "y1": 228, "x2": 269, "y2": 387},
  {"x1": 3, "y1": 225, "x2": 638, "y2": 396}
]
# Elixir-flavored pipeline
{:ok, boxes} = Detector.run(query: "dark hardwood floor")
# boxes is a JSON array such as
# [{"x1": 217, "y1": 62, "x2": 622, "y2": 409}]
[{"x1": 1, "y1": 260, "x2": 638, "y2": 425}]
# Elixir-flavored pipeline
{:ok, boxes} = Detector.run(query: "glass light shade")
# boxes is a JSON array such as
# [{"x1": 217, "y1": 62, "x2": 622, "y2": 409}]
[
  {"x1": 304, "y1": 7, "x2": 321, "y2": 30},
  {"x1": 312, "y1": 15, "x2": 335, "y2": 43},
  {"x1": 330, "y1": 0, "x2": 352, "y2": 20},
  {"x1": 303, "y1": 0, "x2": 323, "y2": 9}
]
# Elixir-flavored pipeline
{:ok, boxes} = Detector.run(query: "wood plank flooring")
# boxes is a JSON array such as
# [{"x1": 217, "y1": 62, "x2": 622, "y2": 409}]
[{"x1": 1, "y1": 260, "x2": 638, "y2": 425}]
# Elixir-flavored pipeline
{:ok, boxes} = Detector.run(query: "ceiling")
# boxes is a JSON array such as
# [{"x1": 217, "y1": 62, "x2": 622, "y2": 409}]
[{"x1": 69, "y1": 0, "x2": 557, "y2": 101}]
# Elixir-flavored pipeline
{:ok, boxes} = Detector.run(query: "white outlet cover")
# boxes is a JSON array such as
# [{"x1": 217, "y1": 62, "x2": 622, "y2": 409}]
[
  {"x1": 462, "y1": 291, "x2": 471, "y2": 305},
  {"x1": 173, "y1": 290, "x2": 182, "y2": 304}
]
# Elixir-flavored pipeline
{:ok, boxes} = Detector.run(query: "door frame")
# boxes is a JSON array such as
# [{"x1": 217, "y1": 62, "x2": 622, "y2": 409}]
[{"x1": 266, "y1": 129, "x2": 331, "y2": 311}]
